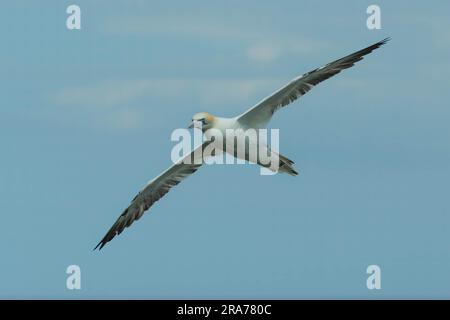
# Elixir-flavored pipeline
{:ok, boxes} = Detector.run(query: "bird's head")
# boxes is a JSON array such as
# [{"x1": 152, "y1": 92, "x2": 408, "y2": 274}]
[{"x1": 189, "y1": 112, "x2": 215, "y2": 131}]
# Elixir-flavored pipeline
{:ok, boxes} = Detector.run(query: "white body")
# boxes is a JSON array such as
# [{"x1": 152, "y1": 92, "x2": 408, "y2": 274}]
[{"x1": 203, "y1": 116, "x2": 277, "y2": 170}]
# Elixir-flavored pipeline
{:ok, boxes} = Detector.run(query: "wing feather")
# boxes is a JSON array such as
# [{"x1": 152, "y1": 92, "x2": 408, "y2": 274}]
[
  {"x1": 94, "y1": 141, "x2": 211, "y2": 250},
  {"x1": 237, "y1": 38, "x2": 390, "y2": 127}
]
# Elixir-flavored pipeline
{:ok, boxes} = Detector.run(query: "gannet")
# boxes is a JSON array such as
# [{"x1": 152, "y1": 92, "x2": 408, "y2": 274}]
[{"x1": 95, "y1": 38, "x2": 389, "y2": 250}]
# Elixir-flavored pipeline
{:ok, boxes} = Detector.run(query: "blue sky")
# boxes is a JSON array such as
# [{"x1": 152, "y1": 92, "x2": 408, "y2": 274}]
[{"x1": 1, "y1": 1, "x2": 449, "y2": 299}]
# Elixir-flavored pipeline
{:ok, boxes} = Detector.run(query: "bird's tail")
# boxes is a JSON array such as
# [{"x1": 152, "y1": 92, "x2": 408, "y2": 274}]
[{"x1": 278, "y1": 154, "x2": 298, "y2": 176}]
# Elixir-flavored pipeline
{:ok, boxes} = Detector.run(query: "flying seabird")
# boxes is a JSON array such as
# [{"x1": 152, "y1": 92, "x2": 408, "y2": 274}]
[{"x1": 95, "y1": 38, "x2": 389, "y2": 250}]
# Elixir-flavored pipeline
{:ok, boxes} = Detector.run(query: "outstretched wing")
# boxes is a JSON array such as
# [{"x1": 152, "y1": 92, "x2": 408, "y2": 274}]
[
  {"x1": 94, "y1": 141, "x2": 211, "y2": 250},
  {"x1": 237, "y1": 38, "x2": 390, "y2": 128}
]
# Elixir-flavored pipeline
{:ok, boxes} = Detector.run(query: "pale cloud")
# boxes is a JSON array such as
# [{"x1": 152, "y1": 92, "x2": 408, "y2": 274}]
[
  {"x1": 101, "y1": 14, "x2": 327, "y2": 64},
  {"x1": 101, "y1": 15, "x2": 260, "y2": 40},
  {"x1": 196, "y1": 77, "x2": 280, "y2": 106},
  {"x1": 246, "y1": 44, "x2": 281, "y2": 63},
  {"x1": 406, "y1": 15, "x2": 450, "y2": 51},
  {"x1": 53, "y1": 77, "x2": 281, "y2": 109},
  {"x1": 52, "y1": 7, "x2": 335, "y2": 132},
  {"x1": 51, "y1": 77, "x2": 282, "y2": 131},
  {"x1": 98, "y1": 108, "x2": 143, "y2": 131},
  {"x1": 53, "y1": 79, "x2": 152, "y2": 108},
  {"x1": 246, "y1": 39, "x2": 324, "y2": 63}
]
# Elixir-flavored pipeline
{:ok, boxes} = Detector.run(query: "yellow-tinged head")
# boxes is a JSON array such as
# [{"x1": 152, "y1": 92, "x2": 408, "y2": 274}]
[{"x1": 189, "y1": 112, "x2": 215, "y2": 130}]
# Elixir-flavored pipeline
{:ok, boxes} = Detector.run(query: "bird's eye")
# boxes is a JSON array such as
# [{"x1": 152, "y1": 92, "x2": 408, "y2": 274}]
[{"x1": 201, "y1": 118, "x2": 207, "y2": 124}]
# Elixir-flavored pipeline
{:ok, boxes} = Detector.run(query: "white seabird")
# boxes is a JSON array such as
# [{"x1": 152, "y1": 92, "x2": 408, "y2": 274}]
[{"x1": 95, "y1": 38, "x2": 389, "y2": 250}]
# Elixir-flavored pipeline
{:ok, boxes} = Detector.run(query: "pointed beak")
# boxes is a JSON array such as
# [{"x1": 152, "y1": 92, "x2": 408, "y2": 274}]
[{"x1": 189, "y1": 120, "x2": 203, "y2": 129}]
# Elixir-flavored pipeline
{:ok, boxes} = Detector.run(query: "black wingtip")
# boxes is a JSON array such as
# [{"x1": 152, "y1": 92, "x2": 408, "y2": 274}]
[
  {"x1": 380, "y1": 37, "x2": 391, "y2": 45},
  {"x1": 93, "y1": 241, "x2": 105, "y2": 251}
]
